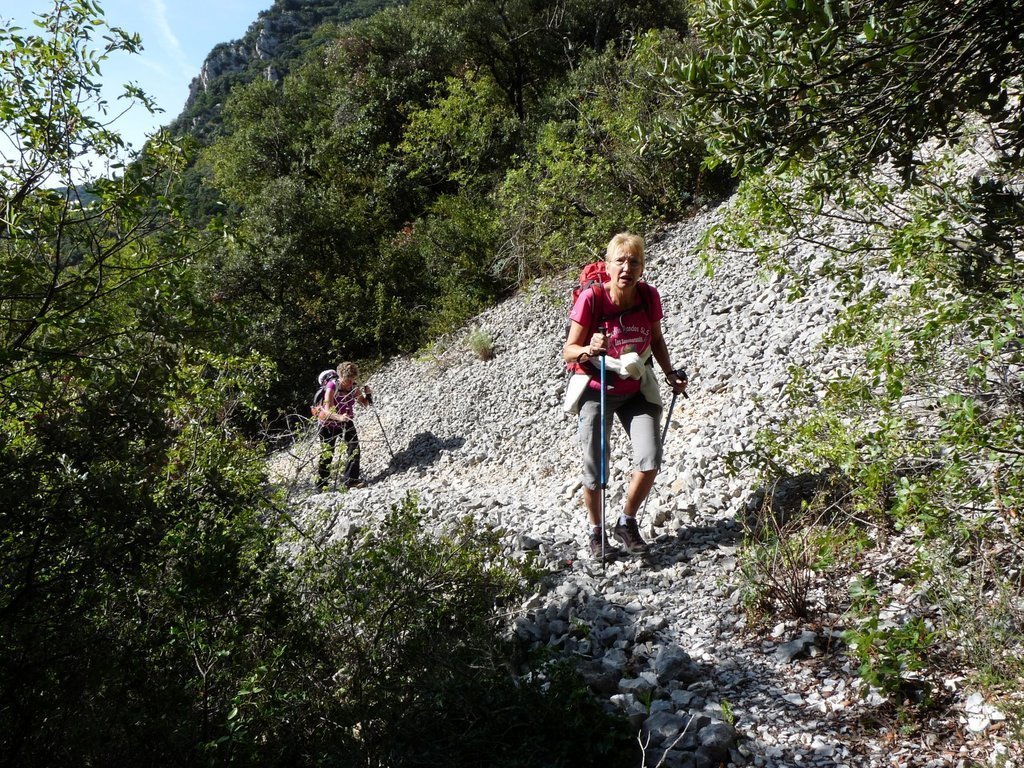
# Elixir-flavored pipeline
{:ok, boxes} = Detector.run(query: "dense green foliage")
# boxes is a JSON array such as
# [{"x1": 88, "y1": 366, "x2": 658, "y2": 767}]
[
  {"x1": 259, "y1": 502, "x2": 634, "y2": 768},
  {"x1": 2, "y1": 2, "x2": 275, "y2": 761},
  {"x1": 193, "y1": 0, "x2": 704, "y2": 413},
  {"x1": 1, "y1": 3, "x2": 632, "y2": 764},
  {"x1": 664, "y1": 0, "x2": 1024, "y2": 700}
]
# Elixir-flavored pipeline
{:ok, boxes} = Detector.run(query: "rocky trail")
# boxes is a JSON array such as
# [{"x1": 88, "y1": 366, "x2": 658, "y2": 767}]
[{"x1": 269, "y1": 205, "x2": 1012, "y2": 768}]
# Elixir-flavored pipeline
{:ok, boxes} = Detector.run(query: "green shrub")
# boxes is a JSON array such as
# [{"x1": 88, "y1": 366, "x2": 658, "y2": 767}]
[
  {"x1": 245, "y1": 498, "x2": 634, "y2": 767},
  {"x1": 467, "y1": 327, "x2": 495, "y2": 360},
  {"x1": 844, "y1": 612, "x2": 937, "y2": 704},
  {"x1": 737, "y1": 481, "x2": 868, "y2": 621}
]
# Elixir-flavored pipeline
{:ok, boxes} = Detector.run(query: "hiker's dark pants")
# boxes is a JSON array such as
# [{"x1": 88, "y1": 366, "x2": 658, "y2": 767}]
[{"x1": 318, "y1": 420, "x2": 361, "y2": 487}]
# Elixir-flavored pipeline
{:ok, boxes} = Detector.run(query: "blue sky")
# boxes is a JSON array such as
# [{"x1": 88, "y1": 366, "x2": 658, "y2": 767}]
[{"x1": 4, "y1": 0, "x2": 271, "y2": 152}]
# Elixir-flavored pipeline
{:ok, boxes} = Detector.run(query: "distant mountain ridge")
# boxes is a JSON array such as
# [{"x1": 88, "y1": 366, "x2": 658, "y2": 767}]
[{"x1": 170, "y1": 0, "x2": 405, "y2": 142}]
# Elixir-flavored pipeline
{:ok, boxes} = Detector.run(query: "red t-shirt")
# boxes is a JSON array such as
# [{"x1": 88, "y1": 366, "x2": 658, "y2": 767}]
[{"x1": 569, "y1": 283, "x2": 663, "y2": 396}]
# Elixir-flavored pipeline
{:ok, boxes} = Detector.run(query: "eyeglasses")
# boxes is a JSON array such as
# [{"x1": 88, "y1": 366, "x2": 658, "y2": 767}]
[{"x1": 610, "y1": 252, "x2": 643, "y2": 268}]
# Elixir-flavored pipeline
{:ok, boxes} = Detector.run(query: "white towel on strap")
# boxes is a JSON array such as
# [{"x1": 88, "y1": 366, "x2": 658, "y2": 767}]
[{"x1": 562, "y1": 349, "x2": 663, "y2": 414}]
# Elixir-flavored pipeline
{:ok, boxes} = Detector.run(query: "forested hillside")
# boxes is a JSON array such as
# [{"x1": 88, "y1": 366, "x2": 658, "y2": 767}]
[
  {"x1": 170, "y1": 0, "x2": 405, "y2": 142},
  {"x1": 186, "y1": 0, "x2": 706, "y2": 412},
  {"x1": 2, "y1": 0, "x2": 1021, "y2": 764}
]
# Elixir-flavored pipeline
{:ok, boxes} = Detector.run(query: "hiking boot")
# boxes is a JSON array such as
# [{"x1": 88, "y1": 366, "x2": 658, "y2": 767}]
[
  {"x1": 588, "y1": 529, "x2": 618, "y2": 560},
  {"x1": 613, "y1": 517, "x2": 648, "y2": 554}
]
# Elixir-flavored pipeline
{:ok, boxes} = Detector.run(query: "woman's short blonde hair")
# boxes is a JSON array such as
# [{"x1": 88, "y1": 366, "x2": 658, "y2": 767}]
[
  {"x1": 605, "y1": 232, "x2": 645, "y2": 263},
  {"x1": 337, "y1": 362, "x2": 359, "y2": 380}
]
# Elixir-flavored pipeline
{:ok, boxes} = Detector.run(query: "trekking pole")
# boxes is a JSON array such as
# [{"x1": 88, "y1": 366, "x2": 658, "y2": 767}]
[
  {"x1": 371, "y1": 407, "x2": 395, "y2": 459},
  {"x1": 642, "y1": 368, "x2": 688, "y2": 521},
  {"x1": 660, "y1": 368, "x2": 689, "y2": 445},
  {"x1": 364, "y1": 387, "x2": 395, "y2": 459},
  {"x1": 598, "y1": 326, "x2": 608, "y2": 563}
]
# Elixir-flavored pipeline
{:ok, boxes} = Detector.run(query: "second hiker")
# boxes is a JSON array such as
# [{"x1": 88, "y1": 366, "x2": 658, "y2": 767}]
[
  {"x1": 314, "y1": 361, "x2": 372, "y2": 490},
  {"x1": 562, "y1": 233, "x2": 688, "y2": 558}
]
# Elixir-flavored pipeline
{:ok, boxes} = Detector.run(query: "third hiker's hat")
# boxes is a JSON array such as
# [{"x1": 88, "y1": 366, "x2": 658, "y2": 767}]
[{"x1": 318, "y1": 369, "x2": 338, "y2": 385}]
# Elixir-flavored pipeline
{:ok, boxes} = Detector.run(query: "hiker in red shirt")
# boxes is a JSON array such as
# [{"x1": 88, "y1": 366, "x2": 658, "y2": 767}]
[{"x1": 563, "y1": 233, "x2": 687, "y2": 559}]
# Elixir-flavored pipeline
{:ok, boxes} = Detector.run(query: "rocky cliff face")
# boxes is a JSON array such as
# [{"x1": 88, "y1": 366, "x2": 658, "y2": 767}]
[
  {"x1": 184, "y1": 16, "x2": 288, "y2": 110},
  {"x1": 177, "y1": 1, "x2": 403, "y2": 136}
]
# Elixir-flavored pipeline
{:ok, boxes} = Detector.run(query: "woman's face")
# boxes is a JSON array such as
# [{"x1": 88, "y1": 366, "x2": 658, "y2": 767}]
[{"x1": 606, "y1": 247, "x2": 644, "y2": 290}]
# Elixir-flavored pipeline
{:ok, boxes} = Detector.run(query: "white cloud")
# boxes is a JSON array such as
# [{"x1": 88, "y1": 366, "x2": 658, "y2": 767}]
[{"x1": 151, "y1": 0, "x2": 192, "y2": 77}]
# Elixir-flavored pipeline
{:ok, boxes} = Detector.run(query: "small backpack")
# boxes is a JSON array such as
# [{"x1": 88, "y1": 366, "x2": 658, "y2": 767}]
[
  {"x1": 565, "y1": 262, "x2": 653, "y2": 375},
  {"x1": 311, "y1": 369, "x2": 338, "y2": 417}
]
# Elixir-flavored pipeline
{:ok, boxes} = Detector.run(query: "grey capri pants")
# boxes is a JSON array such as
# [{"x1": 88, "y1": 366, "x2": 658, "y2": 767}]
[{"x1": 577, "y1": 389, "x2": 663, "y2": 491}]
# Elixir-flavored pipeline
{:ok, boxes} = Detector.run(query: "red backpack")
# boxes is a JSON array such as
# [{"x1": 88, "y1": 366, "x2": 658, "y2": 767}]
[
  {"x1": 565, "y1": 262, "x2": 652, "y2": 375},
  {"x1": 571, "y1": 261, "x2": 609, "y2": 311}
]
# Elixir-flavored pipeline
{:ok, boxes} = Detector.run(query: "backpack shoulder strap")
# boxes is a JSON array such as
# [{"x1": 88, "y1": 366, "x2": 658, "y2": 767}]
[
  {"x1": 589, "y1": 281, "x2": 608, "y2": 333},
  {"x1": 637, "y1": 281, "x2": 653, "y2": 322},
  {"x1": 566, "y1": 283, "x2": 606, "y2": 376}
]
